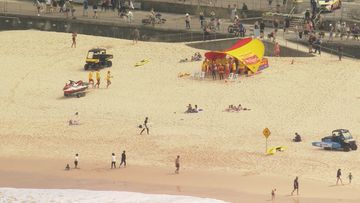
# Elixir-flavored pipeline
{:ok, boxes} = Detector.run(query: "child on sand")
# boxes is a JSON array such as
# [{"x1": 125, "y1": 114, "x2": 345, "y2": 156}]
[
  {"x1": 106, "y1": 71, "x2": 113, "y2": 88},
  {"x1": 95, "y1": 70, "x2": 101, "y2": 88},
  {"x1": 71, "y1": 32, "x2": 77, "y2": 48},
  {"x1": 65, "y1": 164, "x2": 70, "y2": 170},
  {"x1": 175, "y1": 155, "x2": 180, "y2": 174}
]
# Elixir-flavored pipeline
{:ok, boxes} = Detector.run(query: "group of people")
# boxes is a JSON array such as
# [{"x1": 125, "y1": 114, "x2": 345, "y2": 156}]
[
  {"x1": 201, "y1": 57, "x2": 252, "y2": 81},
  {"x1": 224, "y1": 104, "x2": 250, "y2": 112},
  {"x1": 336, "y1": 169, "x2": 353, "y2": 185},
  {"x1": 179, "y1": 52, "x2": 203, "y2": 63},
  {"x1": 88, "y1": 70, "x2": 113, "y2": 88},
  {"x1": 34, "y1": 0, "x2": 135, "y2": 20},
  {"x1": 185, "y1": 104, "x2": 201, "y2": 113},
  {"x1": 65, "y1": 152, "x2": 183, "y2": 174}
]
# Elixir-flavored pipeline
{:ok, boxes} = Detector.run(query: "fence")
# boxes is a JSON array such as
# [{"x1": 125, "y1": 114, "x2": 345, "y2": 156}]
[{"x1": 137, "y1": 0, "x2": 292, "y2": 11}]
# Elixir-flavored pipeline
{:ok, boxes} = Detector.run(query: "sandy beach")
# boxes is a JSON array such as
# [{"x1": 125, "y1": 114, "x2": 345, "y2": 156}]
[{"x1": 0, "y1": 30, "x2": 360, "y2": 202}]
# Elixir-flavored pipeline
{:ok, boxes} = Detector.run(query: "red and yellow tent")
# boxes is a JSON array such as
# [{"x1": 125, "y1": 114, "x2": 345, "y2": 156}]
[{"x1": 205, "y1": 38, "x2": 268, "y2": 73}]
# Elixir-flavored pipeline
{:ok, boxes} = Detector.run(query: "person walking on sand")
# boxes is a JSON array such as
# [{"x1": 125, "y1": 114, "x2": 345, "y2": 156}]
[
  {"x1": 175, "y1": 155, "x2": 180, "y2": 174},
  {"x1": 111, "y1": 153, "x2": 116, "y2": 169},
  {"x1": 133, "y1": 28, "x2": 140, "y2": 44},
  {"x1": 71, "y1": 32, "x2": 77, "y2": 48},
  {"x1": 119, "y1": 150, "x2": 126, "y2": 167},
  {"x1": 88, "y1": 71, "x2": 94, "y2": 87},
  {"x1": 106, "y1": 70, "x2": 112, "y2": 88},
  {"x1": 140, "y1": 117, "x2": 149, "y2": 135},
  {"x1": 291, "y1": 176, "x2": 299, "y2": 195},
  {"x1": 271, "y1": 188, "x2": 276, "y2": 201},
  {"x1": 348, "y1": 172, "x2": 353, "y2": 184},
  {"x1": 336, "y1": 169, "x2": 343, "y2": 185},
  {"x1": 74, "y1": 153, "x2": 79, "y2": 169},
  {"x1": 95, "y1": 70, "x2": 101, "y2": 88}
]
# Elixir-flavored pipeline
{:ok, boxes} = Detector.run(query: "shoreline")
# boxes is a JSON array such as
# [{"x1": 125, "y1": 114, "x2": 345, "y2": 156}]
[{"x1": 0, "y1": 157, "x2": 359, "y2": 203}]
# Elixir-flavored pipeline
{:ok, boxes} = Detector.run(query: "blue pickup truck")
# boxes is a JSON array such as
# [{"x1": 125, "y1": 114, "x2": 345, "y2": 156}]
[{"x1": 312, "y1": 129, "x2": 357, "y2": 152}]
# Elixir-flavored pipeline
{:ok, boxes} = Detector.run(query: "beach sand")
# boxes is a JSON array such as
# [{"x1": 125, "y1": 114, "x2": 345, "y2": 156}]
[{"x1": 0, "y1": 30, "x2": 360, "y2": 202}]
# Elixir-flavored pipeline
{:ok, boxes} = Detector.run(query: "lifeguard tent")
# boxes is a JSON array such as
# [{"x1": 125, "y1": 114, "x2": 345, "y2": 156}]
[{"x1": 204, "y1": 38, "x2": 269, "y2": 74}]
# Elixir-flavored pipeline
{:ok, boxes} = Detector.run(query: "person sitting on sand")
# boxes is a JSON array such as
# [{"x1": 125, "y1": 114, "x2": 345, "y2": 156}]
[
  {"x1": 193, "y1": 105, "x2": 198, "y2": 113},
  {"x1": 65, "y1": 164, "x2": 70, "y2": 170},
  {"x1": 185, "y1": 104, "x2": 192, "y2": 113},
  {"x1": 293, "y1": 132, "x2": 302, "y2": 142},
  {"x1": 69, "y1": 112, "x2": 79, "y2": 125}
]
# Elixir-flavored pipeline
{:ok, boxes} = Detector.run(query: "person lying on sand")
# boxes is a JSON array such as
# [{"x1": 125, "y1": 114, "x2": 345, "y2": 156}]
[
  {"x1": 179, "y1": 58, "x2": 189, "y2": 63},
  {"x1": 69, "y1": 112, "x2": 80, "y2": 125},
  {"x1": 225, "y1": 104, "x2": 251, "y2": 112}
]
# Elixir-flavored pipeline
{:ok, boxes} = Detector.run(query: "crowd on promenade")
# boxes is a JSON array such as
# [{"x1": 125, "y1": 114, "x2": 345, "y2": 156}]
[{"x1": 33, "y1": 0, "x2": 135, "y2": 21}]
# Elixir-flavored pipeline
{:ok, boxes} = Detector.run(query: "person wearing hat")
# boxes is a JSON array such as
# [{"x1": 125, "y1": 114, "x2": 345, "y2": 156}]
[{"x1": 185, "y1": 13, "x2": 191, "y2": 29}]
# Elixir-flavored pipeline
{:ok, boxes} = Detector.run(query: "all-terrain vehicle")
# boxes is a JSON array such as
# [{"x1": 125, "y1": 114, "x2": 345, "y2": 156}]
[
  {"x1": 84, "y1": 48, "x2": 113, "y2": 70},
  {"x1": 312, "y1": 129, "x2": 357, "y2": 152}
]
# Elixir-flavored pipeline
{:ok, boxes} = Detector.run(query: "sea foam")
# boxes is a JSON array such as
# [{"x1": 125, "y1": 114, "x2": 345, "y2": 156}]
[{"x1": 0, "y1": 187, "x2": 227, "y2": 203}]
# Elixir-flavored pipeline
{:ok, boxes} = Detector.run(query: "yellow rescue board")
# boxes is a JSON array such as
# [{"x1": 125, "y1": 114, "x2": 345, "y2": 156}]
[
  {"x1": 134, "y1": 59, "x2": 150, "y2": 67},
  {"x1": 267, "y1": 146, "x2": 287, "y2": 155}
]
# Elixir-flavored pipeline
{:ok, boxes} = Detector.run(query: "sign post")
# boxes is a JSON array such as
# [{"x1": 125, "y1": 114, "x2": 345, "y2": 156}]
[{"x1": 263, "y1": 127, "x2": 271, "y2": 153}]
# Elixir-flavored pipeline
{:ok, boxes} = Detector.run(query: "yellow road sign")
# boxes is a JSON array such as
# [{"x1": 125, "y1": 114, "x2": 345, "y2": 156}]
[{"x1": 263, "y1": 128, "x2": 271, "y2": 138}]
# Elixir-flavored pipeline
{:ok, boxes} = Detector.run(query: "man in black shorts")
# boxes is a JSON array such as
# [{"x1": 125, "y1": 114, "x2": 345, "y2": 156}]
[{"x1": 291, "y1": 176, "x2": 299, "y2": 195}]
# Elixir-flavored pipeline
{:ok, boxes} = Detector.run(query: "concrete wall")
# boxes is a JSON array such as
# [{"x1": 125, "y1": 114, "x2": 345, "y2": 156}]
[
  {"x1": 0, "y1": 14, "x2": 231, "y2": 42},
  {"x1": 187, "y1": 38, "x2": 314, "y2": 57}
]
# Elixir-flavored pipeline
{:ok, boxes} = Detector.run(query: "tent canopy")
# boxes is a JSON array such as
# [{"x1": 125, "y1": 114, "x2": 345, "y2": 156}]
[{"x1": 204, "y1": 38, "x2": 265, "y2": 73}]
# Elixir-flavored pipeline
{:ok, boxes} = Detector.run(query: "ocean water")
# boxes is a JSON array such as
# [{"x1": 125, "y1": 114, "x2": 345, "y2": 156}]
[{"x1": 0, "y1": 188, "x2": 227, "y2": 203}]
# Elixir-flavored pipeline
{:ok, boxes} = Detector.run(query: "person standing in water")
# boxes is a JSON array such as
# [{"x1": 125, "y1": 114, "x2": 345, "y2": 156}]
[
  {"x1": 175, "y1": 155, "x2": 180, "y2": 174},
  {"x1": 140, "y1": 117, "x2": 149, "y2": 135},
  {"x1": 71, "y1": 32, "x2": 77, "y2": 48},
  {"x1": 291, "y1": 176, "x2": 299, "y2": 195}
]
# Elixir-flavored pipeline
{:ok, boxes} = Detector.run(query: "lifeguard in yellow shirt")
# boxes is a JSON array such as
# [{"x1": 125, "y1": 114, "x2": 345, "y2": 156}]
[
  {"x1": 88, "y1": 71, "x2": 94, "y2": 87},
  {"x1": 95, "y1": 70, "x2": 101, "y2": 88},
  {"x1": 106, "y1": 71, "x2": 113, "y2": 88}
]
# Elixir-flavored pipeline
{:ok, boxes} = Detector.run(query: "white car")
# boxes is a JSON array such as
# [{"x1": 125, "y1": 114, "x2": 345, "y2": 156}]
[{"x1": 317, "y1": 0, "x2": 342, "y2": 12}]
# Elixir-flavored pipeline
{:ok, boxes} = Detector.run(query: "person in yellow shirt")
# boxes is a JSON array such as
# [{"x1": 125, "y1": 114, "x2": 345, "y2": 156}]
[
  {"x1": 106, "y1": 71, "x2": 113, "y2": 88},
  {"x1": 88, "y1": 71, "x2": 94, "y2": 87},
  {"x1": 95, "y1": 70, "x2": 101, "y2": 88}
]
